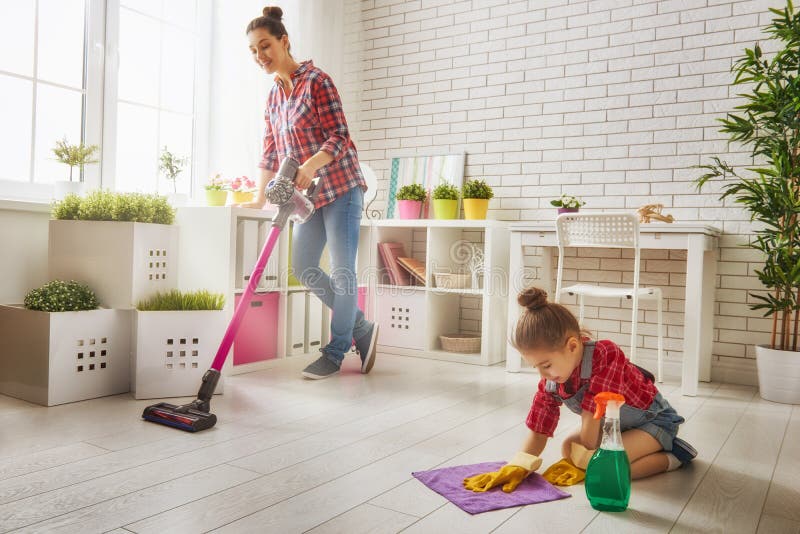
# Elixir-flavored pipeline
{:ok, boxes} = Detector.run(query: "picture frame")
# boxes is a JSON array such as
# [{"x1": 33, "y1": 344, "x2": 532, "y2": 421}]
[{"x1": 385, "y1": 152, "x2": 466, "y2": 219}]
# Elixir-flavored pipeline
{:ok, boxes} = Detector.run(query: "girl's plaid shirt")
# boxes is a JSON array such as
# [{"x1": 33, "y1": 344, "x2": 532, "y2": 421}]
[{"x1": 526, "y1": 339, "x2": 659, "y2": 437}]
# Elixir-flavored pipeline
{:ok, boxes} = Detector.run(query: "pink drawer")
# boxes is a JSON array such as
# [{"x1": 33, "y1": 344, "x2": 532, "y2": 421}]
[{"x1": 233, "y1": 292, "x2": 279, "y2": 365}]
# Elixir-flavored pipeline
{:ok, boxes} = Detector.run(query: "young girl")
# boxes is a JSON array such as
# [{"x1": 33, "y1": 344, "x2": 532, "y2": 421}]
[
  {"x1": 242, "y1": 6, "x2": 378, "y2": 379},
  {"x1": 465, "y1": 287, "x2": 696, "y2": 493}
]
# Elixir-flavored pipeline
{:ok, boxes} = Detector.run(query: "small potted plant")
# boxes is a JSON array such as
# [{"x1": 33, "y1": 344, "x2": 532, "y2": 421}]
[
  {"x1": 225, "y1": 175, "x2": 257, "y2": 205},
  {"x1": 0, "y1": 280, "x2": 131, "y2": 406},
  {"x1": 432, "y1": 182, "x2": 459, "y2": 220},
  {"x1": 551, "y1": 194, "x2": 585, "y2": 214},
  {"x1": 52, "y1": 137, "x2": 99, "y2": 199},
  {"x1": 159, "y1": 146, "x2": 188, "y2": 206},
  {"x1": 461, "y1": 179, "x2": 494, "y2": 220},
  {"x1": 205, "y1": 174, "x2": 228, "y2": 206},
  {"x1": 395, "y1": 183, "x2": 427, "y2": 219},
  {"x1": 132, "y1": 289, "x2": 227, "y2": 399}
]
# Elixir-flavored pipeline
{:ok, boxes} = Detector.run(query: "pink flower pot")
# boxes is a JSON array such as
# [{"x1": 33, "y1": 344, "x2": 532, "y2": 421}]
[
  {"x1": 557, "y1": 208, "x2": 579, "y2": 214},
  {"x1": 397, "y1": 200, "x2": 422, "y2": 219}
]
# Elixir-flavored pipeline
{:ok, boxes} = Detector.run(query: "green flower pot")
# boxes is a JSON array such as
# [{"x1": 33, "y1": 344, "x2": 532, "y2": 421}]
[
  {"x1": 433, "y1": 199, "x2": 458, "y2": 219},
  {"x1": 205, "y1": 190, "x2": 228, "y2": 206}
]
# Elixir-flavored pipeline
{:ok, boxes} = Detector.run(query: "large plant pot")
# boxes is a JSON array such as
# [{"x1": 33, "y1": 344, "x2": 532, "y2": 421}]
[
  {"x1": 433, "y1": 199, "x2": 458, "y2": 219},
  {"x1": 397, "y1": 199, "x2": 422, "y2": 219},
  {"x1": 132, "y1": 310, "x2": 226, "y2": 399},
  {"x1": 0, "y1": 305, "x2": 131, "y2": 406},
  {"x1": 755, "y1": 344, "x2": 800, "y2": 404},
  {"x1": 49, "y1": 220, "x2": 179, "y2": 309},
  {"x1": 463, "y1": 198, "x2": 489, "y2": 220}
]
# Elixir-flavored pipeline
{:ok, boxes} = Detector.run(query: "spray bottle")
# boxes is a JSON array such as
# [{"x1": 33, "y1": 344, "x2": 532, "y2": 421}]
[{"x1": 584, "y1": 392, "x2": 631, "y2": 512}]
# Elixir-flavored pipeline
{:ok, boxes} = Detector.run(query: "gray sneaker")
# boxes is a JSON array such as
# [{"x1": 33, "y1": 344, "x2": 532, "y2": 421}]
[
  {"x1": 301, "y1": 354, "x2": 341, "y2": 379},
  {"x1": 355, "y1": 322, "x2": 379, "y2": 374}
]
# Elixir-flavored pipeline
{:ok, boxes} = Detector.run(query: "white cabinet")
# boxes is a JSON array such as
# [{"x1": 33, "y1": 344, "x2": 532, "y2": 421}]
[
  {"x1": 369, "y1": 220, "x2": 509, "y2": 366},
  {"x1": 287, "y1": 291, "x2": 306, "y2": 355}
]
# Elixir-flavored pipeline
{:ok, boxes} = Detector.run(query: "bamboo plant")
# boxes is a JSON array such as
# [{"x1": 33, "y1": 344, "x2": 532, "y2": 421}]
[{"x1": 696, "y1": 1, "x2": 800, "y2": 352}]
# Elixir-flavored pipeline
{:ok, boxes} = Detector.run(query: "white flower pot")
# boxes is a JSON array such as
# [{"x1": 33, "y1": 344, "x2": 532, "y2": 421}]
[
  {"x1": 0, "y1": 305, "x2": 131, "y2": 406},
  {"x1": 53, "y1": 181, "x2": 85, "y2": 200},
  {"x1": 132, "y1": 310, "x2": 226, "y2": 399},
  {"x1": 48, "y1": 220, "x2": 179, "y2": 309},
  {"x1": 755, "y1": 344, "x2": 800, "y2": 404}
]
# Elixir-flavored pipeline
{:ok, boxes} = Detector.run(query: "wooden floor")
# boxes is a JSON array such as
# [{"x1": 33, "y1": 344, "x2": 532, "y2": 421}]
[{"x1": 0, "y1": 353, "x2": 798, "y2": 534}]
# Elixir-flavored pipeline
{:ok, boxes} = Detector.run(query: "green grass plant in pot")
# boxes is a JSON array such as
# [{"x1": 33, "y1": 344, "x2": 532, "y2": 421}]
[
  {"x1": 461, "y1": 179, "x2": 493, "y2": 220},
  {"x1": 696, "y1": 1, "x2": 800, "y2": 404},
  {"x1": 432, "y1": 182, "x2": 459, "y2": 220},
  {"x1": 551, "y1": 194, "x2": 586, "y2": 214},
  {"x1": 395, "y1": 183, "x2": 427, "y2": 219}
]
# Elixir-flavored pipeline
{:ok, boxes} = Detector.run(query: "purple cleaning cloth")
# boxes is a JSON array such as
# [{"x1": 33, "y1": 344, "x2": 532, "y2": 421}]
[{"x1": 412, "y1": 461, "x2": 571, "y2": 515}]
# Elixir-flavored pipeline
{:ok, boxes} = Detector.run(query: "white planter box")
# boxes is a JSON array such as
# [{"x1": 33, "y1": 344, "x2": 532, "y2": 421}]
[
  {"x1": 49, "y1": 220, "x2": 179, "y2": 309},
  {"x1": 0, "y1": 305, "x2": 131, "y2": 406},
  {"x1": 132, "y1": 310, "x2": 227, "y2": 400}
]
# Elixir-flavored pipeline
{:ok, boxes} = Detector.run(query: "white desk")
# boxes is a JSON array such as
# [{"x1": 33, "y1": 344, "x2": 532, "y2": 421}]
[{"x1": 505, "y1": 222, "x2": 720, "y2": 396}]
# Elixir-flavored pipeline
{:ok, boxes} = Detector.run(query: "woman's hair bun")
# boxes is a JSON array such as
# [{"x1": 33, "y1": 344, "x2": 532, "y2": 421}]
[
  {"x1": 263, "y1": 6, "x2": 283, "y2": 20},
  {"x1": 518, "y1": 287, "x2": 548, "y2": 311}
]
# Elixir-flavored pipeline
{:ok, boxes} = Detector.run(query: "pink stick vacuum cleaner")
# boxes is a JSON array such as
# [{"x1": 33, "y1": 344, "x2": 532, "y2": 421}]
[{"x1": 142, "y1": 157, "x2": 314, "y2": 431}]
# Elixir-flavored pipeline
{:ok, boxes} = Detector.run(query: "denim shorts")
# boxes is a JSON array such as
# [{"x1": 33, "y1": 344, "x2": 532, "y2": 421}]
[{"x1": 619, "y1": 392, "x2": 684, "y2": 451}]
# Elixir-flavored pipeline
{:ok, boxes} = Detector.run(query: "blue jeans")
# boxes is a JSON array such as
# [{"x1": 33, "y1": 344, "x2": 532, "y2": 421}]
[{"x1": 291, "y1": 186, "x2": 369, "y2": 364}]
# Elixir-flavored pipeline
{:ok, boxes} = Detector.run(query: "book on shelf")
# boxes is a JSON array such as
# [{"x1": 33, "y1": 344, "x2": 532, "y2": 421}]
[
  {"x1": 377, "y1": 242, "x2": 412, "y2": 286},
  {"x1": 397, "y1": 257, "x2": 426, "y2": 286}
]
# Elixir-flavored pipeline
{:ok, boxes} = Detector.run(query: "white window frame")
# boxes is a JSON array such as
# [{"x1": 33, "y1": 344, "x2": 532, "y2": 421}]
[
  {"x1": 0, "y1": 0, "x2": 105, "y2": 202},
  {"x1": 0, "y1": 0, "x2": 211, "y2": 203}
]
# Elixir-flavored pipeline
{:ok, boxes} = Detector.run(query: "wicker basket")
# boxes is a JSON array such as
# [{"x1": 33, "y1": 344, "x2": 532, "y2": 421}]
[
  {"x1": 433, "y1": 272, "x2": 472, "y2": 289},
  {"x1": 440, "y1": 333, "x2": 481, "y2": 353}
]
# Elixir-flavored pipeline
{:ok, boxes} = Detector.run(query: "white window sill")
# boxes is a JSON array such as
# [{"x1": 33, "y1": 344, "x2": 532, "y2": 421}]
[{"x1": 0, "y1": 198, "x2": 51, "y2": 213}]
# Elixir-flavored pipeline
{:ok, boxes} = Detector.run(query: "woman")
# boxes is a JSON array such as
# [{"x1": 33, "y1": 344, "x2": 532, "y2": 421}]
[{"x1": 244, "y1": 6, "x2": 378, "y2": 379}]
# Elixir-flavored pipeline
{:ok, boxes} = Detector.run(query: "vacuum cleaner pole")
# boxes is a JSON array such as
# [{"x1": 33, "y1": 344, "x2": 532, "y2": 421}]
[{"x1": 143, "y1": 157, "x2": 310, "y2": 432}]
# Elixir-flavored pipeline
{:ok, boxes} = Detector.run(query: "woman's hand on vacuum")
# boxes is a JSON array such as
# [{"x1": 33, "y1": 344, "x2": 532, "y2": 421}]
[{"x1": 294, "y1": 164, "x2": 315, "y2": 190}]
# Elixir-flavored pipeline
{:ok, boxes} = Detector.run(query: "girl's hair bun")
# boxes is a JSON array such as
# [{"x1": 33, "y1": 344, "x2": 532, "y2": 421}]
[
  {"x1": 518, "y1": 287, "x2": 548, "y2": 311},
  {"x1": 263, "y1": 6, "x2": 283, "y2": 20}
]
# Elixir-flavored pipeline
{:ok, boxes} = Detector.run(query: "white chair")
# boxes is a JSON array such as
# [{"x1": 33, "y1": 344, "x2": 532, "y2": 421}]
[{"x1": 555, "y1": 212, "x2": 663, "y2": 382}]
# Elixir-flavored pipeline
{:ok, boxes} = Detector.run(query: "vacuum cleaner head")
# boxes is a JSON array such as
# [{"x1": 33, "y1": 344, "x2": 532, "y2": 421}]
[{"x1": 142, "y1": 402, "x2": 217, "y2": 432}]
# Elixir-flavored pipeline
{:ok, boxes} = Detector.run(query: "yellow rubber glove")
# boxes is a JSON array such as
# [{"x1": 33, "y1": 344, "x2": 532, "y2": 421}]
[
  {"x1": 463, "y1": 451, "x2": 542, "y2": 493},
  {"x1": 570, "y1": 442, "x2": 595, "y2": 470},
  {"x1": 542, "y1": 458, "x2": 586, "y2": 486}
]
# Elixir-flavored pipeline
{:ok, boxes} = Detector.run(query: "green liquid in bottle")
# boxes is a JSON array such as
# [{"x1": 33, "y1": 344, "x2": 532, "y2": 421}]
[{"x1": 585, "y1": 448, "x2": 631, "y2": 512}]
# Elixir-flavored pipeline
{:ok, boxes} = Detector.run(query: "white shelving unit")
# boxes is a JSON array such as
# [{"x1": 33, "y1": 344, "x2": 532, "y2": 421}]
[
  {"x1": 368, "y1": 219, "x2": 509, "y2": 366},
  {"x1": 176, "y1": 206, "x2": 373, "y2": 374}
]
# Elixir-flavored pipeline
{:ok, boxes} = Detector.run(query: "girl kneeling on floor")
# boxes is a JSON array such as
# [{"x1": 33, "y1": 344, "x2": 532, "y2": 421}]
[{"x1": 464, "y1": 287, "x2": 696, "y2": 493}]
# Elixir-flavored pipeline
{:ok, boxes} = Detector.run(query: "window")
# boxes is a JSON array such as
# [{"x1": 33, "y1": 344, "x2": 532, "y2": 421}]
[
  {"x1": 113, "y1": 0, "x2": 204, "y2": 196},
  {"x1": 0, "y1": 0, "x2": 210, "y2": 202},
  {"x1": 0, "y1": 0, "x2": 103, "y2": 200}
]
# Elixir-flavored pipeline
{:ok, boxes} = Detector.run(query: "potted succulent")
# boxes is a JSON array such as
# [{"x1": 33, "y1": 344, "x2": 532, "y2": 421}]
[
  {"x1": 462, "y1": 179, "x2": 494, "y2": 220},
  {"x1": 551, "y1": 194, "x2": 586, "y2": 214},
  {"x1": 696, "y1": 2, "x2": 800, "y2": 404},
  {"x1": 133, "y1": 289, "x2": 226, "y2": 399},
  {"x1": 52, "y1": 137, "x2": 99, "y2": 199},
  {"x1": 225, "y1": 175, "x2": 257, "y2": 205},
  {"x1": 49, "y1": 190, "x2": 178, "y2": 309},
  {"x1": 159, "y1": 146, "x2": 189, "y2": 206},
  {"x1": 432, "y1": 182, "x2": 459, "y2": 220},
  {"x1": 205, "y1": 174, "x2": 228, "y2": 206},
  {"x1": 395, "y1": 183, "x2": 427, "y2": 219},
  {"x1": 0, "y1": 280, "x2": 131, "y2": 406}
]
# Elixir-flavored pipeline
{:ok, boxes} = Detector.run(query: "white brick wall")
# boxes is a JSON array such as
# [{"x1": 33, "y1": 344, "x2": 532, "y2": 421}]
[{"x1": 342, "y1": 0, "x2": 787, "y2": 384}]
